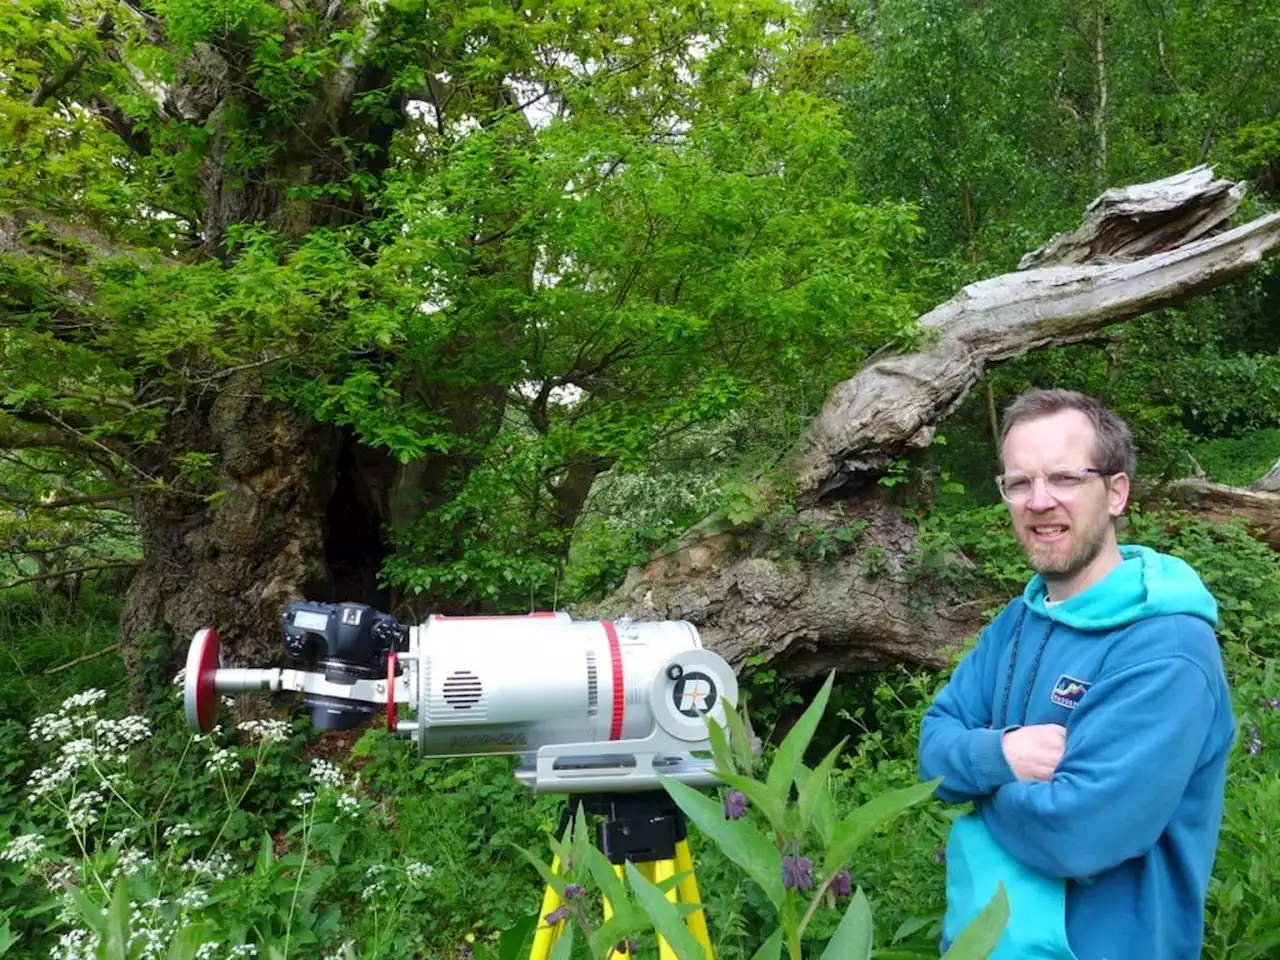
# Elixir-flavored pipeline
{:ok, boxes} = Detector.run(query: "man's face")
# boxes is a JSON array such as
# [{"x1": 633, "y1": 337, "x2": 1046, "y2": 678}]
[{"x1": 1001, "y1": 409, "x2": 1129, "y2": 578}]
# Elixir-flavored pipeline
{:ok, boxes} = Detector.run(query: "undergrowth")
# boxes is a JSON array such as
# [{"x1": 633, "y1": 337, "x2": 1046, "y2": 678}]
[{"x1": 1, "y1": 506, "x2": 1278, "y2": 958}]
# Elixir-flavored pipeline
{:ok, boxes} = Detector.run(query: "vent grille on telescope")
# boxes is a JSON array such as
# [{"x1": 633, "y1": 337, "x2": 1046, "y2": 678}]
[
  {"x1": 586, "y1": 650, "x2": 599, "y2": 718},
  {"x1": 443, "y1": 670, "x2": 483, "y2": 709}
]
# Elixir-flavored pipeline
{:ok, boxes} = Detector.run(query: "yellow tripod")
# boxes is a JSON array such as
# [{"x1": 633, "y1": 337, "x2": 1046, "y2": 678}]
[{"x1": 528, "y1": 792, "x2": 715, "y2": 960}]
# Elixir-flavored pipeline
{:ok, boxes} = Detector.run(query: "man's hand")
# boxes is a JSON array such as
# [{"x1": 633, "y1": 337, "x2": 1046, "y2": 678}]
[{"x1": 1002, "y1": 724, "x2": 1067, "y2": 781}]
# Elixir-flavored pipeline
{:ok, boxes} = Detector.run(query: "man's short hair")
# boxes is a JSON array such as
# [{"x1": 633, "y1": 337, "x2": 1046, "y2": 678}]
[{"x1": 999, "y1": 388, "x2": 1137, "y2": 478}]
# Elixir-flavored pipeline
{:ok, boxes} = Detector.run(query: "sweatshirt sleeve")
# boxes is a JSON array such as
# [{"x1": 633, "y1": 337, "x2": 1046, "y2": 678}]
[
  {"x1": 980, "y1": 654, "x2": 1218, "y2": 879},
  {"x1": 918, "y1": 624, "x2": 1019, "y2": 803}
]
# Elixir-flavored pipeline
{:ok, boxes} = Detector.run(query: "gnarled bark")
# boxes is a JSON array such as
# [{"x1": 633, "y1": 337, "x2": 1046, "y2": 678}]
[{"x1": 586, "y1": 167, "x2": 1280, "y2": 681}]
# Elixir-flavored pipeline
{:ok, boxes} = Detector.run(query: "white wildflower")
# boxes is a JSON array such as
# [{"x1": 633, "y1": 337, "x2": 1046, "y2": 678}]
[
  {"x1": 205, "y1": 748, "x2": 237, "y2": 775},
  {"x1": 221, "y1": 697, "x2": 235, "y2": 708},
  {"x1": 291, "y1": 790, "x2": 316, "y2": 808},
  {"x1": 236, "y1": 719, "x2": 290, "y2": 745},
  {"x1": 195, "y1": 943, "x2": 219, "y2": 960},
  {"x1": 163, "y1": 822, "x2": 201, "y2": 841},
  {"x1": 184, "y1": 852, "x2": 234, "y2": 883},
  {"x1": 50, "y1": 864, "x2": 79, "y2": 888},
  {"x1": 61, "y1": 689, "x2": 107, "y2": 712},
  {"x1": 110, "y1": 825, "x2": 139, "y2": 846},
  {"x1": 112, "y1": 848, "x2": 151, "y2": 878},
  {"x1": 336, "y1": 793, "x2": 360, "y2": 819},
  {"x1": 29, "y1": 712, "x2": 75, "y2": 743},
  {"x1": 310, "y1": 759, "x2": 344, "y2": 789},
  {"x1": 405, "y1": 859, "x2": 434, "y2": 883},
  {"x1": 178, "y1": 887, "x2": 210, "y2": 911},
  {"x1": 173, "y1": 669, "x2": 186, "y2": 686},
  {"x1": 52, "y1": 928, "x2": 98, "y2": 960},
  {"x1": 323, "y1": 940, "x2": 356, "y2": 960},
  {"x1": 68, "y1": 790, "x2": 104, "y2": 829},
  {"x1": 0, "y1": 833, "x2": 45, "y2": 867},
  {"x1": 127, "y1": 903, "x2": 172, "y2": 960},
  {"x1": 228, "y1": 945, "x2": 257, "y2": 958},
  {"x1": 361, "y1": 863, "x2": 390, "y2": 901},
  {"x1": 96, "y1": 715, "x2": 151, "y2": 747}
]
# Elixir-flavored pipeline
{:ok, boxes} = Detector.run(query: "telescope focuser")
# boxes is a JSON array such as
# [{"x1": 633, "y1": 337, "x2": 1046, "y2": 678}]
[{"x1": 183, "y1": 602, "x2": 739, "y2": 794}]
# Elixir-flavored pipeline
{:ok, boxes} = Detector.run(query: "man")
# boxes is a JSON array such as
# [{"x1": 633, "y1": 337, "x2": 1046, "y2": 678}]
[{"x1": 918, "y1": 388, "x2": 1235, "y2": 960}]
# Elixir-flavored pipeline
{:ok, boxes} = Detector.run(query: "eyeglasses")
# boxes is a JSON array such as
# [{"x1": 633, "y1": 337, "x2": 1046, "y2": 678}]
[{"x1": 995, "y1": 468, "x2": 1115, "y2": 503}]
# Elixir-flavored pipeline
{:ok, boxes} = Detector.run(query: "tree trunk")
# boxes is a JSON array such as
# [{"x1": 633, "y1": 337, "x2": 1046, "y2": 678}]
[
  {"x1": 583, "y1": 167, "x2": 1280, "y2": 681},
  {"x1": 118, "y1": 373, "x2": 350, "y2": 677}
]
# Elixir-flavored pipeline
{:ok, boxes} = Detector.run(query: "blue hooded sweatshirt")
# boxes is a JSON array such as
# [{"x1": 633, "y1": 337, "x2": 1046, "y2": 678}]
[{"x1": 918, "y1": 545, "x2": 1235, "y2": 960}]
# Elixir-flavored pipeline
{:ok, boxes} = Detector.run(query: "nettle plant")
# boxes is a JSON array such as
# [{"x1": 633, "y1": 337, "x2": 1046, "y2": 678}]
[
  {"x1": 0, "y1": 684, "x2": 435, "y2": 958},
  {"x1": 519, "y1": 672, "x2": 1008, "y2": 959}
]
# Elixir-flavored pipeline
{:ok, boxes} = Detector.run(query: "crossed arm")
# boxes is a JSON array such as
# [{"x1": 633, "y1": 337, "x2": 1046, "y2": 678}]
[{"x1": 919, "y1": 634, "x2": 1218, "y2": 879}]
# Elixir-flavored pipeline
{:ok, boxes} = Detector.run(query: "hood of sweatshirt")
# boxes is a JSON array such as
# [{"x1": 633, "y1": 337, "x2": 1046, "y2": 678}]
[{"x1": 1021, "y1": 544, "x2": 1219, "y2": 631}]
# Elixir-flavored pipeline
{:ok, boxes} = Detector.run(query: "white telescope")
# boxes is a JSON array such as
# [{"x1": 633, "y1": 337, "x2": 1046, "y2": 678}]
[{"x1": 183, "y1": 602, "x2": 739, "y2": 794}]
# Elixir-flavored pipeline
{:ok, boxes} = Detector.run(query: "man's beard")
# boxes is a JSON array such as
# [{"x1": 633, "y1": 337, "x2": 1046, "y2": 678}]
[{"x1": 1017, "y1": 514, "x2": 1111, "y2": 578}]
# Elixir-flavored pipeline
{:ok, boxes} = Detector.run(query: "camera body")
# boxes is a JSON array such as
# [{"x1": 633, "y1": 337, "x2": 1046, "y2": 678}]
[
  {"x1": 279, "y1": 601, "x2": 409, "y2": 731},
  {"x1": 184, "y1": 600, "x2": 739, "y2": 793}
]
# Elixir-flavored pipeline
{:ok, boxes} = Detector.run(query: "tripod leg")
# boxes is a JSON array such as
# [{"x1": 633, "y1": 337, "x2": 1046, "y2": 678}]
[
  {"x1": 650, "y1": 859, "x2": 682, "y2": 960},
  {"x1": 674, "y1": 840, "x2": 714, "y2": 958},
  {"x1": 601, "y1": 864, "x2": 629, "y2": 960},
  {"x1": 529, "y1": 854, "x2": 565, "y2": 960}
]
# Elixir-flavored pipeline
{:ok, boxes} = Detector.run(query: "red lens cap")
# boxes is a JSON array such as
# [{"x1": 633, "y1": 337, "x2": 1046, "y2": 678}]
[{"x1": 184, "y1": 628, "x2": 222, "y2": 733}]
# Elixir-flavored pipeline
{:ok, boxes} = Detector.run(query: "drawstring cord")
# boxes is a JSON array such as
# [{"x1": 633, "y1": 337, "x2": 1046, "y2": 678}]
[{"x1": 998, "y1": 604, "x2": 1056, "y2": 728}]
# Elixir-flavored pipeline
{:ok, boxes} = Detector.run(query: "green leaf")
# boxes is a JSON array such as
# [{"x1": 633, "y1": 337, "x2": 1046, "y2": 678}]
[
  {"x1": 823, "y1": 778, "x2": 940, "y2": 878},
  {"x1": 0, "y1": 918, "x2": 17, "y2": 957},
  {"x1": 549, "y1": 923, "x2": 574, "y2": 960},
  {"x1": 892, "y1": 916, "x2": 937, "y2": 943},
  {"x1": 583, "y1": 842, "x2": 632, "y2": 921},
  {"x1": 105, "y1": 880, "x2": 131, "y2": 959},
  {"x1": 941, "y1": 884, "x2": 1009, "y2": 959},
  {"x1": 663, "y1": 779, "x2": 784, "y2": 908},
  {"x1": 749, "y1": 928, "x2": 785, "y2": 960},
  {"x1": 496, "y1": 917, "x2": 537, "y2": 960},
  {"x1": 721, "y1": 697, "x2": 760, "y2": 774},
  {"x1": 796, "y1": 737, "x2": 847, "y2": 841},
  {"x1": 706, "y1": 715, "x2": 737, "y2": 777},
  {"x1": 589, "y1": 912, "x2": 650, "y2": 958},
  {"x1": 511, "y1": 843, "x2": 566, "y2": 897},
  {"x1": 624, "y1": 861, "x2": 705, "y2": 960},
  {"x1": 766, "y1": 670, "x2": 835, "y2": 802},
  {"x1": 258, "y1": 832, "x2": 275, "y2": 874},
  {"x1": 62, "y1": 883, "x2": 106, "y2": 936},
  {"x1": 820, "y1": 887, "x2": 873, "y2": 960},
  {"x1": 794, "y1": 762, "x2": 839, "y2": 848}
]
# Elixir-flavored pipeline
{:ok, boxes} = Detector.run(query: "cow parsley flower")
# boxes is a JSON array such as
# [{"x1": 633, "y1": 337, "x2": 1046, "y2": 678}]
[
  {"x1": 236, "y1": 719, "x2": 290, "y2": 745},
  {"x1": 178, "y1": 887, "x2": 210, "y2": 911},
  {"x1": 0, "y1": 833, "x2": 45, "y2": 867},
  {"x1": 205, "y1": 748, "x2": 237, "y2": 774},
  {"x1": 112, "y1": 849, "x2": 152, "y2": 879},
  {"x1": 310, "y1": 759, "x2": 344, "y2": 789},
  {"x1": 184, "y1": 852, "x2": 234, "y2": 883},
  {"x1": 62, "y1": 690, "x2": 107, "y2": 712},
  {"x1": 68, "y1": 789, "x2": 105, "y2": 829},
  {"x1": 405, "y1": 860, "x2": 434, "y2": 883},
  {"x1": 163, "y1": 823, "x2": 201, "y2": 842},
  {"x1": 52, "y1": 928, "x2": 98, "y2": 960}
]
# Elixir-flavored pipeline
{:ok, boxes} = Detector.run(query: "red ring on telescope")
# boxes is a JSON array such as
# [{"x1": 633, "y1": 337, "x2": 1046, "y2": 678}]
[
  {"x1": 188, "y1": 628, "x2": 221, "y2": 733},
  {"x1": 603, "y1": 621, "x2": 624, "y2": 740},
  {"x1": 386, "y1": 652, "x2": 398, "y2": 732}
]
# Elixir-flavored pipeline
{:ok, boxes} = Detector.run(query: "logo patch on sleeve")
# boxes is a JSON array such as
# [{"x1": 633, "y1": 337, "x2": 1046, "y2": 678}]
[{"x1": 1050, "y1": 674, "x2": 1091, "y2": 709}]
